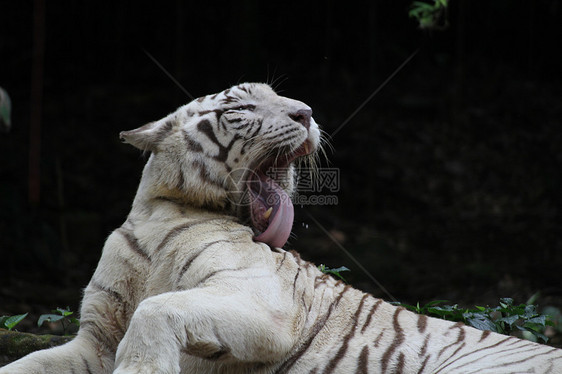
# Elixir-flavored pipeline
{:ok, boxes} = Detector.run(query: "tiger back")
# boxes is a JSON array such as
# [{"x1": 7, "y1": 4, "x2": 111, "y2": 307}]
[{"x1": 1, "y1": 83, "x2": 560, "y2": 374}]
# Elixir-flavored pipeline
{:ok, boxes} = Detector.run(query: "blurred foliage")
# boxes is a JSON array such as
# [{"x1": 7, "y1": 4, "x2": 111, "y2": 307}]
[
  {"x1": 409, "y1": 0, "x2": 449, "y2": 30},
  {"x1": 318, "y1": 264, "x2": 351, "y2": 283},
  {"x1": 395, "y1": 298, "x2": 553, "y2": 343},
  {"x1": 38, "y1": 307, "x2": 80, "y2": 336},
  {"x1": 0, "y1": 314, "x2": 28, "y2": 331}
]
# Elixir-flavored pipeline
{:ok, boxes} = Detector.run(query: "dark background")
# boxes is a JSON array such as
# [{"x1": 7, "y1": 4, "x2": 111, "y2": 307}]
[{"x1": 1, "y1": 1, "x2": 561, "y2": 342}]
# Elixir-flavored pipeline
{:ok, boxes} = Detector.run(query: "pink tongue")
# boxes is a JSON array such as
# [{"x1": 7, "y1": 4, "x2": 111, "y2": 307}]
[{"x1": 253, "y1": 180, "x2": 294, "y2": 248}]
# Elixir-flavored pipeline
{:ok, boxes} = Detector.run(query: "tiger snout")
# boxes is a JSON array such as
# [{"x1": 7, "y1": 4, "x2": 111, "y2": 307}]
[{"x1": 289, "y1": 108, "x2": 312, "y2": 130}]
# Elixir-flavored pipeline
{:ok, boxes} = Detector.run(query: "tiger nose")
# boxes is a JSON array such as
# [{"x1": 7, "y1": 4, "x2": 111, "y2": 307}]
[{"x1": 289, "y1": 109, "x2": 312, "y2": 130}]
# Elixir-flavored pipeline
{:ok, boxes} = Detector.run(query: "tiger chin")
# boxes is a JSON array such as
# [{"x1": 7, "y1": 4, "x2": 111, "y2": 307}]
[{"x1": 2, "y1": 83, "x2": 560, "y2": 374}]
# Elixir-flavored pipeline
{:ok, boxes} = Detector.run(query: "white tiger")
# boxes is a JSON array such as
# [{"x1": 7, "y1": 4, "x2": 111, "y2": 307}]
[{"x1": 2, "y1": 83, "x2": 561, "y2": 374}]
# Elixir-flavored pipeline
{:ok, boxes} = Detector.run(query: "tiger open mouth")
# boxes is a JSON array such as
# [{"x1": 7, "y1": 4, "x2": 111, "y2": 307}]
[{"x1": 247, "y1": 140, "x2": 313, "y2": 248}]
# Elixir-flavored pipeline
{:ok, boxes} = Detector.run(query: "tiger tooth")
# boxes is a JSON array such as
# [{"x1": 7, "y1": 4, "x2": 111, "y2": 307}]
[
  {"x1": 263, "y1": 207, "x2": 273, "y2": 220},
  {"x1": 304, "y1": 142, "x2": 309, "y2": 154}
]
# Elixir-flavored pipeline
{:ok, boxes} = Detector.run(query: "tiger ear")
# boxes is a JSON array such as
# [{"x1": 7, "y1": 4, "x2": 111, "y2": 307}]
[{"x1": 120, "y1": 120, "x2": 175, "y2": 151}]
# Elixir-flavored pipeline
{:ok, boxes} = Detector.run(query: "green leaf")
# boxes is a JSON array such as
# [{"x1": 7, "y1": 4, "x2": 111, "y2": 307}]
[
  {"x1": 4, "y1": 313, "x2": 28, "y2": 330},
  {"x1": 526, "y1": 315, "x2": 546, "y2": 326},
  {"x1": 398, "y1": 303, "x2": 419, "y2": 313},
  {"x1": 409, "y1": 2, "x2": 434, "y2": 19},
  {"x1": 465, "y1": 315, "x2": 498, "y2": 332},
  {"x1": 521, "y1": 326, "x2": 549, "y2": 343},
  {"x1": 497, "y1": 314, "x2": 520, "y2": 327},
  {"x1": 0, "y1": 87, "x2": 12, "y2": 129},
  {"x1": 38, "y1": 314, "x2": 65, "y2": 327},
  {"x1": 330, "y1": 266, "x2": 350, "y2": 273},
  {"x1": 427, "y1": 304, "x2": 461, "y2": 319},
  {"x1": 523, "y1": 305, "x2": 538, "y2": 319},
  {"x1": 499, "y1": 298, "x2": 513, "y2": 308},
  {"x1": 319, "y1": 265, "x2": 350, "y2": 282},
  {"x1": 431, "y1": 304, "x2": 458, "y2": 312},
  {"x1": 56, "y1": 307, "x2": 73, "y2": 317},
  {"x1": 329, "y1": 272, "x2": 348, "y2": 282}
]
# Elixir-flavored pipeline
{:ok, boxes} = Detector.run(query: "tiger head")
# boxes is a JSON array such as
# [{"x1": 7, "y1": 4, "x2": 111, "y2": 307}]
[{"x1": 120, "y1": 83, "x2": 322, "y2": 248}]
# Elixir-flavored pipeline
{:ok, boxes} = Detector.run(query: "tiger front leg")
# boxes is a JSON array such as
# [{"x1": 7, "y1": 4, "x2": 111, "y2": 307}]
[{"x1": 113, "y1": 289, "x2": 298, "y2": 374}]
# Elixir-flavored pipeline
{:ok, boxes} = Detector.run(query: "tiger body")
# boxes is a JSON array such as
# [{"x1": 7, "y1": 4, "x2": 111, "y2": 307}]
[{"x1": 2, "y1": 83, "x2": 561, "y2": 373}]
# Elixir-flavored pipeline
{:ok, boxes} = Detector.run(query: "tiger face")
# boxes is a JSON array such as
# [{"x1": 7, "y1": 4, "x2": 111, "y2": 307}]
[{"x1": 120, "y1": 83, "x2": 321, "y2": 248}]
